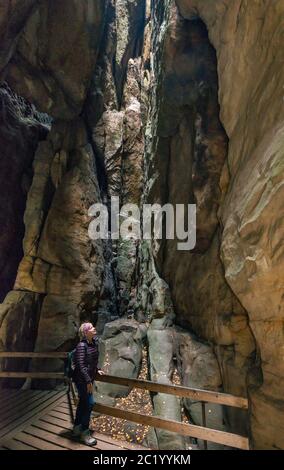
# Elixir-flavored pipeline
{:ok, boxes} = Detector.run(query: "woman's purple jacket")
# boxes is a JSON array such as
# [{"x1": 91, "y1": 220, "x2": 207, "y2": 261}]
[{"x1": 73, "y1": 337, "x2": 99, "y2": 384}]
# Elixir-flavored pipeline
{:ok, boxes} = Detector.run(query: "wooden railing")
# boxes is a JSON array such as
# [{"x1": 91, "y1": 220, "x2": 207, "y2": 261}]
[{"x1": 0, "y1": 352, "x2": 250, "y2": 450}]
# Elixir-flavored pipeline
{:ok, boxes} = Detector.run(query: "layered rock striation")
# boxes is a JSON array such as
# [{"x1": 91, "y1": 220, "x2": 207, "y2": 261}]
[{"x1": 0, "y1": 0, "x2": 283, "y2": 450}]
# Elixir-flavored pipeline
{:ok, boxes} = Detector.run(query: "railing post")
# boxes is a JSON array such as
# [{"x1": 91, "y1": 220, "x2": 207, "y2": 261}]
[{"x1": 202, "y1": 402, "x2": 207, "y2": 450}]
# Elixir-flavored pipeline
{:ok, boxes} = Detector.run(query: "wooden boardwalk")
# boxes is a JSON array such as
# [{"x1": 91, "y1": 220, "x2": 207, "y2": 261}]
[
  {"x1": 0, "y1": 352, "x2": 250, "y2": 450},
  {"x1": 0, "y1": 388, "x2": 146, "y2": 451}
]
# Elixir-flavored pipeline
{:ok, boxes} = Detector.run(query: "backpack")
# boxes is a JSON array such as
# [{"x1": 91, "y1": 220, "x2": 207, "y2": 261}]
[
  {"x1": 64, "y1": 349, "x2": 76, "y2": 380},
  {"x1": 64, "y1": 342, "x2": 88, "y2": 380}
]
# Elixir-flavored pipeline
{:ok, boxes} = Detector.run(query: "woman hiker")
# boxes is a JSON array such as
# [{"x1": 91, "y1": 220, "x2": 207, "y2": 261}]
[{"x1": 72, "y1": 322, "x2": 104, "y2": 446}]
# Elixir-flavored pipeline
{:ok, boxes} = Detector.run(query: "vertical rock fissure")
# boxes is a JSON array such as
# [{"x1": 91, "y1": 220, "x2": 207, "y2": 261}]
[
  {"x1": 141, "y1": 3, "x2": 259, "y2": 447},
  {"x1": 0, "y1": 0, "x2": 283, "y2": 450}
]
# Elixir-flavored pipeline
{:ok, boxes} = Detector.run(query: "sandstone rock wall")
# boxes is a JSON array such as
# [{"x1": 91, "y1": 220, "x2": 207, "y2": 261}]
[
  {"x1": 0, "y1": 0, "x2": 283, "y2": 450},
  {"x1": 0, "y1": 83, "x2": 48, "y2": 386},
  {"x1": 87, "y1": 0, "x2": 145, "y2": 323},
  {"x1": 142, "y1": 0, "x2": 254, "y2": 439},
  {"x1": 4, "y1": 0, "x2": 107, "y2": 119},
  {"x1": 174, "y1": 0, "x2": 284, "y2": 450},
  {"x1": 0, "y1": 0, "x2": 147, "y2": 390},
  {"x1": 0, "y1": 1, "x2": 108, "y2": 376},
  {"x1": 0, "y1": 84, "x2": 48, "y2": 303},
  {"x1": 140, "y1": 0, "x2": 284, "y2": 449},
  {"x1": 0, "y1": 0, "x2": 37, "y2": 72}
]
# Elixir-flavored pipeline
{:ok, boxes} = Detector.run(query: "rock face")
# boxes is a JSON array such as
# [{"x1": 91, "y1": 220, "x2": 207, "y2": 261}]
[
  {"x1": 174, "y1": 327, "x2": 226, "y2": 449},
  {"x1": 87, "y1": 0, "x2": 145, "y2": 324},
  {"x1": 0, "y1": 0, "x2": 283, "y2": 451},
  {"x1": 0, "y1": 84, "x2": 48, "y2": 303},
  {"x1": 94, "y1": 318, "x2": 146, "y2": 404},
  {"x1": 4, "y1": 0, "x2": 107, "y2": 119},
  {"x1": 148, "y1": 320, "x2": 185, "y2": 449},
  {"x1": 0, "y1": 0, "x2": 37, "y2": 72},
  {"x1": 0, "y1": 291, "x2": 42, "y2": 388},
  {"x1": 0, "y1": 1, "x2": 108, "y2": 377},
  {"x1": 17, "y1": 119, "x2": 105, "y2": 357},
  {"x1": 129, "y1": 0, "x2": 284, "y2": 450},
  {"x1": 142, "y1": 0, "x2": 255, "y2": 441},
  {"x1": 0, "y1": 83, "x2": 48, "y2": 386},
  {"x1": 173, "y1": 0, "x2": 284, "y2": 450}
]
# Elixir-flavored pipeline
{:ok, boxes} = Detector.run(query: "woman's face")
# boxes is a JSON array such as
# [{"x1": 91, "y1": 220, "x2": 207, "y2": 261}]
[{"x1": 86, "y1": 325, "x2": 96, "y2": 341}]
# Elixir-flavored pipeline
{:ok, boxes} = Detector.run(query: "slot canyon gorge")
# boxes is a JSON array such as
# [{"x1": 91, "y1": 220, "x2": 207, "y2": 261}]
[{"x1": 0, "y1": 0, "x2": 283, "y2": 450}]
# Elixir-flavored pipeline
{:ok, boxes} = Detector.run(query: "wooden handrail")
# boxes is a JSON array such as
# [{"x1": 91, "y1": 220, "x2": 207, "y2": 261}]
[
  {"x1": 0, "y1": 352, "x2": 67, "y2": 358},
  {"x1": 95, "y1": 374, "x2": 248, "y2": 409},
  {"x1": 93, "y1": 403, "x2": 249, "y2": 450},
  {"x1": 0, "y1": 372, "x2": 65, "y2": 379},
  {"x1": 68, "y1": 381, "x2": 249, "y2": 450},
  {"x1": 0, "y1": 351, "x2": 250, "y2": 450},
  {"x1": 0, "y1": 352, "x2": 248, "y2": 409}
]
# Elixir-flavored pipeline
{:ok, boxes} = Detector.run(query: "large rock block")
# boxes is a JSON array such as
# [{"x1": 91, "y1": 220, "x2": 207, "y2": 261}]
[
  {"x1": 148, "y1": 320, "x2": 186, "y2": 450},
  {"x1": 95, "y1": 319, "x2": 146, "y2": 402},
  {"x1": 174, "y1": 327, "x2": 227, "y2": 449},
  {"x1": 15, "y1": 118, "x2": 104, "y2": 301},
  {"x1": 5, "y1": 0, "x2": 107, "y2": 119},
  {"x1": 11, "y1": 119, "x2": 105, "y2": 377}
]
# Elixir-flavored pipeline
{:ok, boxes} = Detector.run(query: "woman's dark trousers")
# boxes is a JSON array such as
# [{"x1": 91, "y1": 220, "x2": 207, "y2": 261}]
[{"x1": 74, "y1": 383, "x2": 95, "y2": 431}]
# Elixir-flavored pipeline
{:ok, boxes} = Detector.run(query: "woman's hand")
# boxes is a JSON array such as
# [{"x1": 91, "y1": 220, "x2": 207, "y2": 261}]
[
  {"x1": 97, "y1": 369, "x2": 105, "y2": 376},
  {"x1": 87, "y1": 383, "x2": 93, "y2": 394}
]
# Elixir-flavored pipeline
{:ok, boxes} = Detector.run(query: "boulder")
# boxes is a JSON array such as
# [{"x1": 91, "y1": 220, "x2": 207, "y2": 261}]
[
  {"x1": 94, "y1": 319, "x2": 146, "y2": 404},
  {"x1": 148, "y1": 320, "x2": 186, "y2": 450}
]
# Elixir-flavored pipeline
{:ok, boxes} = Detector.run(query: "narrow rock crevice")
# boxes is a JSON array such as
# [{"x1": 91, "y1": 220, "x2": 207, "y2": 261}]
[{"x1": 0, "y1": 0, "x2": 283, "y2": 450}]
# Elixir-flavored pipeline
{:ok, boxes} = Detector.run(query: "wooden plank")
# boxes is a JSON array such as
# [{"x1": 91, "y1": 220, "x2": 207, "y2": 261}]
[
  {"x1": 94, "y1": 403, "x2": 250, "y2": 450},
  {"x1": 47, "y1": 410, "x2": 71, "y2": 422},
  {"x1": 59, "y1": 398, "x2": 76, "y2": 421},
  {"x1": 57, "y1": 402, "x2": 76, "y2": 412},
  {"x1": 0, "y1": 372, "x2": 65, "y2": 379},
  {"x1": 62, "y1": 395, "x2": 76, "y2": 405},
  {"x1": 52, "y1": 400, "x2": 147, "y2": 450},
  {"x1": 40, "y1": 415, "x2": 145, "y2": 450},
  {"x1": 0, "y1": 353, "x2": 67, "y2": 359},
  {"x1": 95, "y1": 375, "x2": 248, "y2": 410},
  {"x1": 0, "y1": 390, "x2": 35, "y2": 415},
  {"x1": 14, "y1": 431, "x2": 67, "y2": 450},
  {"x1": 24, "y1": 423, "x2": 95, "y2": 451},
  {"x1": 55, "y1": 397, "x2": 76, "y2": 408},
  {"x1": 0, "y1": 389, "x2": 21, "y2": 401},
  {"x1": 2, "y1": 438, "x2": 38, "y2": 450},
  {"x1": 40, "y1": 414, "x2": 73, "y2": 429},
  {"x1": 0, "y1": 388, "x2": 30, "y2": 401},
  {"x1": 53, "y1": 406, "x2": 73, "y2": 418},
  {"x1": 35, "y1": 420, "x2": 135, "y2": 451},
  {"x1": 62, "y1": 393, "x2": 76, "y2": 405},
  {"x1": 0, "y1": 390, "x2": 66, "y2": 441},
  {"x1": 30, "y1": 421, "x2": 124, "y2": 451},
  {"x1": 0, "y1": 391, "x2": 47, "y2": 421},
  {"x1": 56, "y1": 407, "x2": 75, "y2": 419},
  {"x1": 0, "y1": 391, "x2": 52, "y2": 429}
]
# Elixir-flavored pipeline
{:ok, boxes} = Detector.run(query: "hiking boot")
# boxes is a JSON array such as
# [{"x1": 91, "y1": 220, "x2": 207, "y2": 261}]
[
  {"x1": 80, "y1": 430, "x2": 97, "y2": 446},
  {"x1": 72, "y1": 424, "x2": 82, "y2": 437}
]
